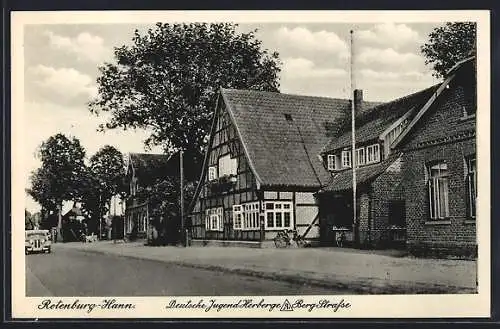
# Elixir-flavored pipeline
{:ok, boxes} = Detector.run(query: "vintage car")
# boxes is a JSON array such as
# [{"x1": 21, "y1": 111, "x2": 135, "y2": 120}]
[{"x1": 25, "y1": 229, "x2": 51, "y2": 254}]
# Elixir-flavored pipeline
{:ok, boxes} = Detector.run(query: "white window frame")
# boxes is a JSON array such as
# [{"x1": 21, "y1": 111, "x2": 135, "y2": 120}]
[
  {"x1": 466, "y1": 156, "x2": 477, "y2": 219},
  {"x1": 366, "y1": 144, "x2": 380, "y2": 164},
  {"x1": 327, "y1": 154, "x2": 335, "y2": 171},
  {"x1": 264, "y1": 201, "x2": 294, "y2": 230},
  {"x1": 232, "y1": 205, "x2": 243, "y2": 230},
  {"x1": 428, "y1": 162, "x2": 450, "y2": 220},
  {"x1": 218, "y1": 154, "x2": 237, "y2": 177},
  {"x1": 341, "y1": 150, "x2": 352, "y2": 168},
  {"x1": 356, "y1": 148, "x2": 365, "y2": 167},
  {"x1": 205, "y1": 207, "x2": 223, "y2": 231},
  {"x1": 243, "y1": 202, "x2": 260, "y2": 230},
  {"x1": 208, "y1": 166, "x2": 217, "y2": 181}
]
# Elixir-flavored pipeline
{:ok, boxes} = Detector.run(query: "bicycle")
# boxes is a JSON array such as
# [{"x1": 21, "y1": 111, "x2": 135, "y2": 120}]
[{"x1": 274, "y1": 230, "x2": 292, "y2": 248}]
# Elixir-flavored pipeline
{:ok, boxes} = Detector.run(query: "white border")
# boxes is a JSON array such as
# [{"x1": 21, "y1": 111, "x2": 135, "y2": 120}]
[{"x1": 11, "y1": 10, "x2": 491, "y2": 319}]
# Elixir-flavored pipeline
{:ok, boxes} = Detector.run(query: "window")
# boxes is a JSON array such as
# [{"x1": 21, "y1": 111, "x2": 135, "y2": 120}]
[
  {"x1": 327, "y1": 154, "x2": 335, "y2": 171},
  {"x1": 233, "y1": 205, "x2": 243, "y2": 229},
  {"x1": 264, "y1": 201, "x2": 293, "y2": 230},
  {"x1": 205, "y1": 207, "x2": 223, "y2": 231},
  {"x1": 342, "y1": 150, "x2": 352, "y2": 168},
  {"x1": 218, "y1": 154, "x2": 237, "y2": 177},
  {"x1": 243, "y1": 202, "x2": 260, "y2": 230},
  {"x1": 387, "y1": 119, "x2": 409, "y2": 146},
  {"x1": 366, "y1": 144, "x2": 380, "y2": 164},
  {"x1": 208, "y1": 166, "x2": 217, "y2": 181},
  {"x1": 427, "y1": 162, "x2": 450, "y2": 220},
  {"x1": 232, "y1": 202, "x2": 260, "y2": 230},
  {"x1": 356, "y1": 148, "x2": 365, "y2": 167},
  {"x1": 466, "y1": 156, "x2": 477, "y2": 219}
]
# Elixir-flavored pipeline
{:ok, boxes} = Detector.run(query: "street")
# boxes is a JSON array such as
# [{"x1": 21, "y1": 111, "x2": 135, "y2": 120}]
[{"x1": 26, "y1": 245, "x2": 340, "y2": 296}]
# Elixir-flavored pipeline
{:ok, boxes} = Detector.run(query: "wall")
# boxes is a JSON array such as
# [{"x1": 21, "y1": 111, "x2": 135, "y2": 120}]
[
  {"x1": 190, "y1": 102, "x2": 261, "y2": 241},
  {"x1": 398, "y1": 68, "x2": 476, "y2": 256}
]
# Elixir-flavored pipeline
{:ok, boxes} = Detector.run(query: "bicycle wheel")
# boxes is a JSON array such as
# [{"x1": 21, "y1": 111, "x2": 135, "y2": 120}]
[{"x1": 274, "y1": 236, "x2": 286, "y2": 248}]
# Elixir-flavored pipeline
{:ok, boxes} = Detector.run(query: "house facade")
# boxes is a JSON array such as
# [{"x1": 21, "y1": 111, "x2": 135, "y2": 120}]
[
  {"x1": 124, "y1": 152, "x2": 180, "y2": 243},
  {"x1": 188, "y1": 88, "x2": 378, "y2": 246},
  {"x1": 188, "y1": 56, "x2": 477, "y2": 255},
  {"x1": 318, "y1": 56, "x2": 476, "y2": 255},
  {"x1": 318, "y1": 85, "x2": 440, "y2": 248},
  {"x1": 392, "y1": 56, "x2": 477, "y2": 257}
]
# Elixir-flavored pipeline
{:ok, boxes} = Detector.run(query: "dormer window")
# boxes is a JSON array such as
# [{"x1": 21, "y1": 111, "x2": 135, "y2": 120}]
[
  {"x1": 356, "y1": 148, "x2": 365, "y2": 167},
  {"x1": 327, "y1": 154, "x2": 341, "y2": 171},
  {"x1": 366, "y1": 144, "x2": 380, "y2": 164},
  {"x1": 342, "y1": 150, "x2": 352, "y2": 168}
]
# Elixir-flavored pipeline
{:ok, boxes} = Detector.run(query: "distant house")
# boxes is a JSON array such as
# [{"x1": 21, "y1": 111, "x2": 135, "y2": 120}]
[
  {"x1": 124, "y1": 152, "x2": 198, "y2": 244},
  {"x1": 188, "y1": 88, "x2": 379, "y2": 247},
  {"x1": 61, "y1": 204, "x2": 86, "y2": 242}
]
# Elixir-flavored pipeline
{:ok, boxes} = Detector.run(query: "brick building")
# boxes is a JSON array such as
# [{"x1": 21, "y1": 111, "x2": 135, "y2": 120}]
[{"x1": 392, "y1": 56, "x2": 477, "y2": 256}]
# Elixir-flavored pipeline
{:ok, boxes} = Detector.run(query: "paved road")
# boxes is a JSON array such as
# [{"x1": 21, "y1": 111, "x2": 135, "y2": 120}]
[{"x1": 26, "y1": 246, "x2": 340, "y2": 296}]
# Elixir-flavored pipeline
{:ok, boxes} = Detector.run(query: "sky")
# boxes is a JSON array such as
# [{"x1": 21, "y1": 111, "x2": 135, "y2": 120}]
[{"x1": 23, "y1": 21, "x2": 444, "y2": 213}]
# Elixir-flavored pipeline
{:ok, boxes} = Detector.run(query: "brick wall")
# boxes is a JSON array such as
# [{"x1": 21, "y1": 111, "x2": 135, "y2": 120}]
[{"x1": 398, "y1": 69, "x2": 476, "y2": 256}]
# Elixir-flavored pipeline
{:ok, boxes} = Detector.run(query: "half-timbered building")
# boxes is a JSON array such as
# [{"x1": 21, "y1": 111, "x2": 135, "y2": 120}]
[{"x1": 188, "y1": 88, "x2": 378, "y2": 246}]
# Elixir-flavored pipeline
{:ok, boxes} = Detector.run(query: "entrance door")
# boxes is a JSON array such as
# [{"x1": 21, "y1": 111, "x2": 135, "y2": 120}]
[{"x1": 388, "y1": 200, "x2": 406, "y2": 246}]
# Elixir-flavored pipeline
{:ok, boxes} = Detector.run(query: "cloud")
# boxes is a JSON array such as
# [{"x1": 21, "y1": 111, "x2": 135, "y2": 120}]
[
  {"x1": 357, "y1": 47, "x2": 423, "y2": 69},
  {"x1": 282, "y1": 57, "x2": 347, "y2": 79},
  {"x1": 357, "y1": 23, "x2": 422, "y2": 49},
  {"x1": 359, "y1": 69, "x2": 428, "y2": 80},
  {"x1": 274, "y1": 27, "x2": 348, "y2": 60},
  {"x1": 28, "y1": 64, "x2": 97, "y2": 102},
  {"x1": 43, "y1": 30, "x2": 112, "y2": 63}
]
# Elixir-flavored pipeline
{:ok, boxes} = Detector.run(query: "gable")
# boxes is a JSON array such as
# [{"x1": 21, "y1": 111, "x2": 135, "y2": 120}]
[{"x1": 394, "y1": 59, "x2": 476, "y2": 151}]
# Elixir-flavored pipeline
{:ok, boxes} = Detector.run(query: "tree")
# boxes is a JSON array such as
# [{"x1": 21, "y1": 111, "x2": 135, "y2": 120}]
[
  {"x1": 81, "y1": 145, "x2": 126, "y2": 234},
  {"x1": 421, "y1": 22, "x2": 476, "y2": 78},
  {"x1": 135, "y1": 176, "x2": 195, "y2": 245},
  {"x1": 25, "y1": 209, "x2": 34, "y2": 230},
  {"x1": 89, "y1": 23, "x2": 281, "y2": 170},
  {"x1": 27, "y1": 133, "x2": 87, "y2": 240}
]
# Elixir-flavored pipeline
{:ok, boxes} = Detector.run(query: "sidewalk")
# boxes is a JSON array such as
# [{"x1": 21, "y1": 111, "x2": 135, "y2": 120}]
[{"x1": 56, "y1": 241, "x2": 477, "y2": 294}]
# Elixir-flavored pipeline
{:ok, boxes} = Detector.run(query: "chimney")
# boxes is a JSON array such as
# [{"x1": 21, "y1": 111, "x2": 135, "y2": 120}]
[{"x1": 354, "y1": 89, "x2": 363, "y2": 112}]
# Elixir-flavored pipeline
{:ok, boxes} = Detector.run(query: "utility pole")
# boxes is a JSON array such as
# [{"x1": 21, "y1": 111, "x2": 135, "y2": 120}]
[
  {"x1": 350, "y1": 29, "x2": 358, "y2": 245},
  {"x1": 180, "y1": 150, "x2": 185, "y2": 246}
]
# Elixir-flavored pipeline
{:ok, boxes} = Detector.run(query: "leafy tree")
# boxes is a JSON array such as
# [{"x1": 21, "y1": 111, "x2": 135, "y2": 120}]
[
  {"x1": 25, "y1": 209, "x2": 34, "y2": 230},
  {"x1": 135, "y1": 176, "x2": 195, "y2": 245},
  {"x1": 81, "y1": 145, "x2": 126, "y2": 234},
  {"x1": 421, "y1": 22, "x2": 476, "y2": 78},
  {"x1": 27, "y1": 133, "x2": 87, "y2": 240},
  {"x1": 89, "y1": 23, "x2": 281, "y2": 170}
]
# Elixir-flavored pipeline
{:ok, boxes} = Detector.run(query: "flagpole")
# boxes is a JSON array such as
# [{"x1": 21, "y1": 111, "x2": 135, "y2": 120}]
[{"x1": 350, "y1": 29, "x2": 357, "y2": 245}]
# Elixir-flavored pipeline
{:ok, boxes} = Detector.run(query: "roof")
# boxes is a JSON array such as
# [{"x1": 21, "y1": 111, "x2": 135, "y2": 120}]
[
  {"x1": 127, "y1": 152, "x2": 176, "y2": 183},
  {"x1": 221, "y1": 88, "x2": 380, "y2": 188},
  {"x1": 391, "y1": 56, "x2": 475, "y2": 149},
  {"x1": 323, "y1": 84, "x2": 441, "y2": 152},
  {"x1": 319, "y1": 154, "x2": 401, "y2": 193},
  {"x1": 63, "y1": 206, "x2": 84, "y2": 218}
]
